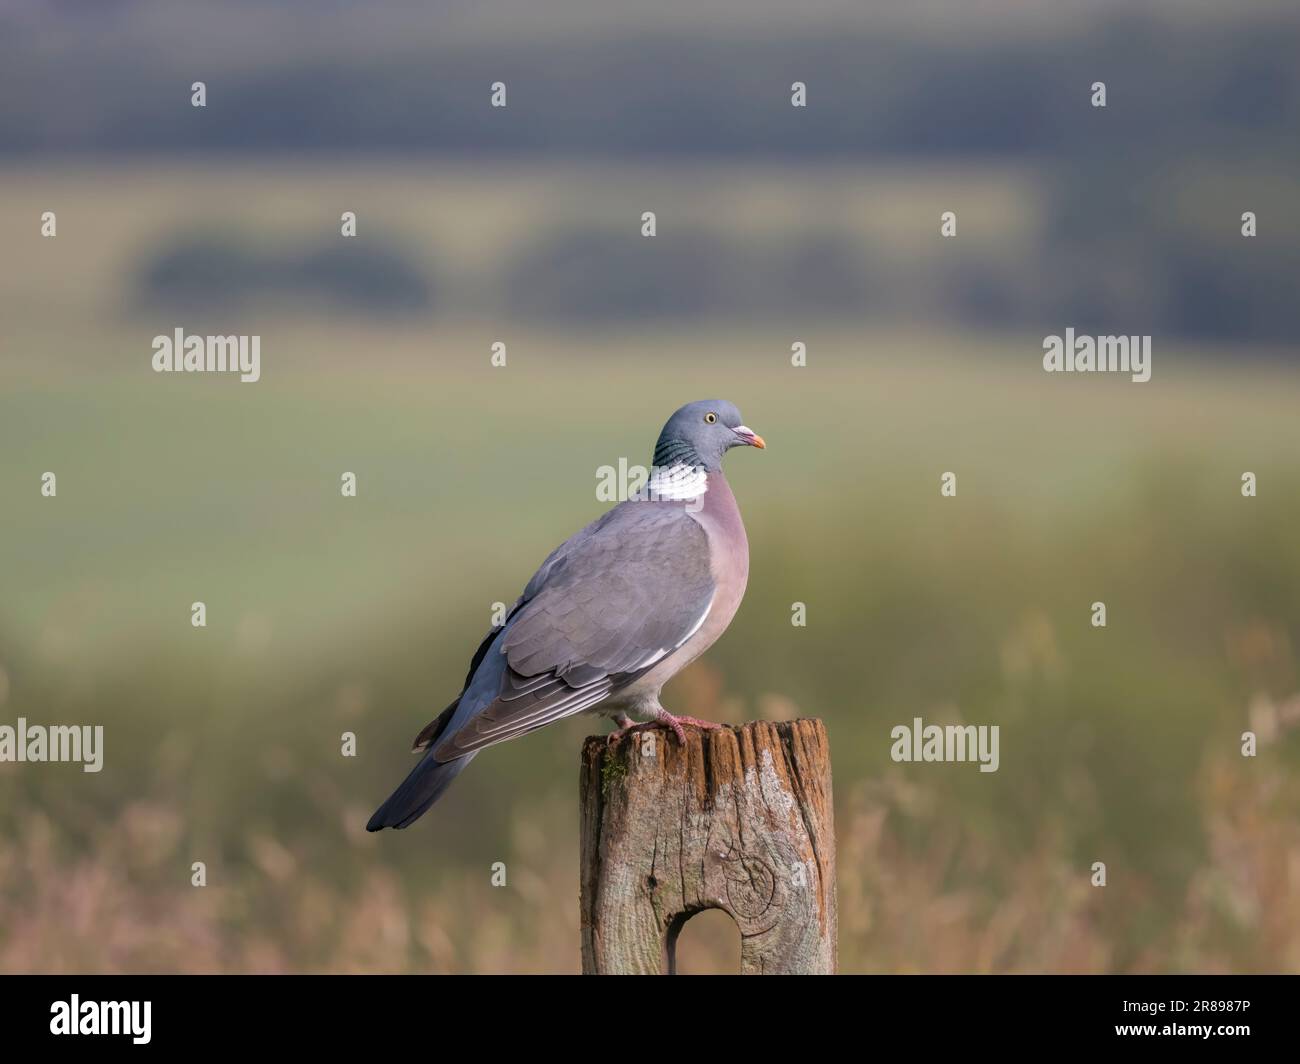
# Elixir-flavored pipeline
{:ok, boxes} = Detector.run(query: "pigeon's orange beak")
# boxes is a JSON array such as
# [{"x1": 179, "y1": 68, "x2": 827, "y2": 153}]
[{"x1": 734, "y1": 426, "x2": 766, "y2": 449}]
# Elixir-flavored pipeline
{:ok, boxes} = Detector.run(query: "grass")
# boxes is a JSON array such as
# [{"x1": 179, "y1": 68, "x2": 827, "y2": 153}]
[{"x1": 1, "y1": 162, "x2": 1299, "y2": 972}]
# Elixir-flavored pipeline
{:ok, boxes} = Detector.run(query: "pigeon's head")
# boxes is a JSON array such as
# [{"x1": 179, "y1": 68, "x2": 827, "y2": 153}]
[{"x1": 653, "y1": 399, "x2": 765, "y2": 473}]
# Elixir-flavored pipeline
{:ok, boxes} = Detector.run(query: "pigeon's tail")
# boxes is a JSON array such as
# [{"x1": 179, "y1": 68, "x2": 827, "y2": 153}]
[{"x1": 366, "y1": 751, "x2": 477, "y2": 831}]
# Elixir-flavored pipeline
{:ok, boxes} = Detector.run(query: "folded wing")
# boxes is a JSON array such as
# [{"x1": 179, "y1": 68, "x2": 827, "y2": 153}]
[{"x1": 431, "y1": 502, "x2": 714, "y2": 759}]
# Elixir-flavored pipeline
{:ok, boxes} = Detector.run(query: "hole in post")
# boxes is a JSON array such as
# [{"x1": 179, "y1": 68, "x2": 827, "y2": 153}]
[{"x1": 665, "y1": 908, "x2": 741, "y2": 974}]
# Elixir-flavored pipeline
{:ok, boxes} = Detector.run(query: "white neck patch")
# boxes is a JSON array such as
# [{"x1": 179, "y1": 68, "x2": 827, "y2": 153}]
[{"x1": 645, "y1": 463, "x2": 708, "y2": 502}]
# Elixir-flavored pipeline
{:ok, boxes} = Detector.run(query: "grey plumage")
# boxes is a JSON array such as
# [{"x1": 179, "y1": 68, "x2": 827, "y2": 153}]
[{"x1": 367, "y1": 399, "x2": 763, "y2": 831}]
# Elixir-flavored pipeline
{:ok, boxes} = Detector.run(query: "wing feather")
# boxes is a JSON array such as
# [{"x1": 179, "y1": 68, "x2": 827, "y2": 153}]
[{"x1": 431, "y1": 501, "x2": 714, "y2": 759}]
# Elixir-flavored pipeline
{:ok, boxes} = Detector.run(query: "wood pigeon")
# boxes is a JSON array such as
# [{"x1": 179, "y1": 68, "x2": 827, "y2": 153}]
[{"x1": 367, "y1": 400, "x2": 765, "y2": 830}]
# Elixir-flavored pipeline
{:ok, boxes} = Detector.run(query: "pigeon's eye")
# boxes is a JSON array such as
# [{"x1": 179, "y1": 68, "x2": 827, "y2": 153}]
[{"x1": 704, "y1": 412, "x2": 717, "y2": 424}]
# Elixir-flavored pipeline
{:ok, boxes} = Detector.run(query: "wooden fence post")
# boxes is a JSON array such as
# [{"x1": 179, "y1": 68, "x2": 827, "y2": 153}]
[{"x1": 579, "y1": 719, "x2": 836, "y2": 974}]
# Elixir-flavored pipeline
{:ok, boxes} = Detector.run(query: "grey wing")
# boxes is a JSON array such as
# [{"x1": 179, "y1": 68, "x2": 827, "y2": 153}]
[{"x1": 431, "y1": 502, "x2": 714, "y2": 759}]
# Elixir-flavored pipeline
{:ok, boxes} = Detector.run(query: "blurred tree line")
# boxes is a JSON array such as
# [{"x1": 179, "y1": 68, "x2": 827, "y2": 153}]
[
  {"x1": 4, "y1": 14, "x2": 1297, "y2": 160},
  {"x1": 9, "y1": 4, "x2": 1292, "y2": 341}
]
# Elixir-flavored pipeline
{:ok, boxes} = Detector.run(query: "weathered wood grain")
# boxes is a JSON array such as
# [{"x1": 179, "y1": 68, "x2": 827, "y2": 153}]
[{"x1": 580, "y1": 719, "x2": 836, "y2": 974}]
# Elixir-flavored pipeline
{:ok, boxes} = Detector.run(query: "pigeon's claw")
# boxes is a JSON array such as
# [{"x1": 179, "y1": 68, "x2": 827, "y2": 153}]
[
  {"x1": 606, "y1": 709, "x2": 724, "y2": 746},
  {"x1": 606, "y1": 713, "x2": 645, "y2": 746},
  {"x1": 657, "y1": 711, "x2": 688, "y2": 745},
  {"x1": 607, "y1": 720, "x2": 658, "y2": 746}
]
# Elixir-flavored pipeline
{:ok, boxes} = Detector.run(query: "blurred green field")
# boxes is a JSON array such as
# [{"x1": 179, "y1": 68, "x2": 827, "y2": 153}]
[{"x1": 1, "y1": 163, "x2": 1299, "y2": 972}]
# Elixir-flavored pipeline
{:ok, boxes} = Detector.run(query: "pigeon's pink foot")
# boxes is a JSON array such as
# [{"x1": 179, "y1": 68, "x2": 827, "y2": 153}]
[
  {"x1": 607, "y1": 714, "x2": 656, "y2": 746},
  {"x1": 607, "y1": 709, "x2": 724, "y2": 746}
]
